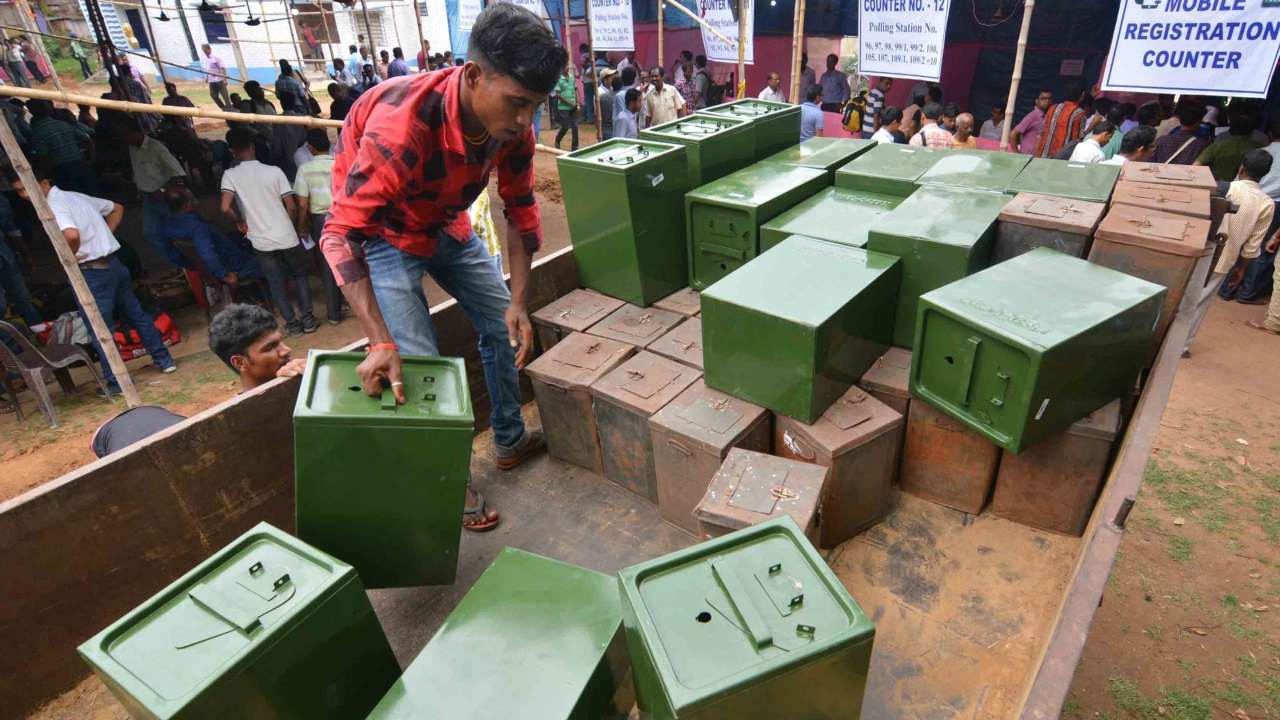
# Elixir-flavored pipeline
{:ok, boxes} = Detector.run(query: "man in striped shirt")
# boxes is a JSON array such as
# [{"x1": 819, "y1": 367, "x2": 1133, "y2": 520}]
[{"x1": 862, "y1": 76, "x2": 892, "y2": 136}]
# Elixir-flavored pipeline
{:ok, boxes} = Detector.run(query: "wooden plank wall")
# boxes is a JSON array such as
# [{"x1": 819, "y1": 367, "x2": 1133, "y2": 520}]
[{"x1": 0, "y1": 248, "x2": 579, "y2": 718}]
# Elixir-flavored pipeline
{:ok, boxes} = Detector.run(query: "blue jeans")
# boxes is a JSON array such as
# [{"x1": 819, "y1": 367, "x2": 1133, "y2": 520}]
[
  {"x1": 80, "y1": 255, "x2": 174, "y2": 388},
  {"x1": 364, "y1": 235, "x2": 525, "y2": 449},
  {"x1": 256, "y1": 245, "x2": 315, "y2": 325},
  {"x1": 532, "y1": 104, "x2": 542, "y2": 141},
  {"x1": 142, "y1": 197, "x2": 173, "y2": 270},
  {"x1": 583, "y1": 83, "x2": 596, "y2": 123}
]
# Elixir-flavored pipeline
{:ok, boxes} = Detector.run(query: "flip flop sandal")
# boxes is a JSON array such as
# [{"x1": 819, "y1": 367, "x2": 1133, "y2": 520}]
[
  {"x1": 463, "y1": 491, "x2": 500, "y2": 533},
  {"x1": 0, "y1": 400, "x2": 14, "y2": 414}
]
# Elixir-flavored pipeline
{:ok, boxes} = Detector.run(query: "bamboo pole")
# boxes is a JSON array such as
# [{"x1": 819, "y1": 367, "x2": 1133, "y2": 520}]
[
  {"x1": 260, "y1": 0, "x2": 277, "y2": 66},
  {"x1": 320, "y1": 0, "x2": 339, "y2": 62},
  {"x1": 0, "y1": 84, "x2": 342, "y2": 126},
  {"x1": 12, "y1": 0, "x2": 64, "y2": 92},
  {"x1": 657, "y1": 0, "x2": 663, "y2": 69},
  {"x1": 0, "y1": 103, "x2": 140, "y2": 407},
  {"x1": 224, "y1": 9, "x2": 251, "y2": 82},
  {"x1": 584, "y1": 0, "x2": 601, "y2": 141},
  {"x1": 1002, "y1": 0, "x2": 1034, "y2": 150},
  {"x1": 138, "y1": 0, "x2": 168, "y2": 84},
  {"x1": 789, "y1": 0, "x2": 804, "y2": 103},
  {"x1": 736, "y1": 0, "x2": 746, "y2": 99},
  {"x1": 359, "y1": 0, "x2": 376, "y2": 73},
  {"x1": 409, "y1": 0, "x2": 425, "y2": 70},
  {"x1": 661, "y1": 0, "x2": 732, "y2": 44}
]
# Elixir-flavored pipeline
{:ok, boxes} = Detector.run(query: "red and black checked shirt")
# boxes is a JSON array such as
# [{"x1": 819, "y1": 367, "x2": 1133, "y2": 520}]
[{"x1": 321, "y1": 66, "x2": 541, "y2": 285}]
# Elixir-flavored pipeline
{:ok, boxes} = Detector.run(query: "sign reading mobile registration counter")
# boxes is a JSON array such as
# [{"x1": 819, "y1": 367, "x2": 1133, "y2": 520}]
[
  {"x1": 858, "y1": 0, "x2": 953, "y2": 82},
  {"x1": 1101, "y1": 0, "x2": 1280, "y2": 99}
]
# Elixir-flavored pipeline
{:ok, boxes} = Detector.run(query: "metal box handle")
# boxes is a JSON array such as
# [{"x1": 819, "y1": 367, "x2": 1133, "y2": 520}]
[
  {"x1": 700, "y1": 243, "x2": 747, "y2": 260},
  {"x1": 939, "y1": 335, "x2": 981, "y2": 408},
  {"x1": 599, "y1": 146, "x2": 651, "y2": 165},
  {"x1": 712, "y1": 560, "x2": 773, "y2": 649},
  {"x1": 666, "y1": 438, "x2": 693, "y2": 456}
]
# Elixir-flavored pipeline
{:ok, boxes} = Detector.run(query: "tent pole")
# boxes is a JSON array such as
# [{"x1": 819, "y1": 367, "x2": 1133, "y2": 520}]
[
  {"x1": 224, "y1": 8, "x2": 251, "y2": 82},
  {"x1": 0, "y1": 104, "x2": 140, "y2": 407},
  {"x1": 359, "y1": 0, "x2": 377, "y2": 72},
  {"x1": 409, "y1": 0, "x2": 425, "y2": 70},
  {"x1": 735, "y1": 0, "x2": 745, "y2": 99},
  {"x1": 1002, "y1": 0, "x2": 1035, "y2": 151},
  {"x1": 657, "y1": 0, "x2": 663, "y2": 69},
  {"x1": 562, "y1": 0, "x2": 571, "y2": 50},
  {"x1": 13, "y1": 0, "x2": 65, "y2": 91},
  {"x1": 137, "y1": 0, "x2": 168, "y2": 83},
  {"x1": 585, "y1": 0, "x2": 601, "y2": 141},
  {"x1": 661, "y1": 0, "x2": 731, "y2": 44},
  {"x1": 789, "y1": 0, "x2": 804, "y2": 103}
]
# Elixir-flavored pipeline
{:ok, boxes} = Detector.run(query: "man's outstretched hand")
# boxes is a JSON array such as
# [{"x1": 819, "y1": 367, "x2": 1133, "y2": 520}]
[
  {"x1": 505, "y1": 303, "x2": 534, "y2": 369},
  {"x1": 358, "y1": 346, "x2": 405, "y2": 404}
]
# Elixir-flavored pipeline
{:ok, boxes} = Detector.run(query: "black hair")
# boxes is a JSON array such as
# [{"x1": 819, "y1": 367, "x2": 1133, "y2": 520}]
[
  {"x1": 922, "y1": 102, "x2": 943, "y2": 120},
  {"x1": 805, "y1": 85, "x2": 821, "y2": 103},
  {"x1": 333, "y1": 57, "x2": 344, "y2": 69},
  {"x1": 279, "y1": 59, "x2": 292, "y2": 74},
  {"x1": 1242, "y1": 148, "x2": 1274, "y2": 180},
  {"x1": 624, "y1": 88, "x2": 640, "y2": 106},
  {"x1": 226, "y1": 126, "x2": 255, "y2": 151},
  {"x1": 941, "y1": 102, "x2": 959, "y2": 118},
  {"x1": 1121, "y1": 126, "x2": 1156, "y2": 154},
  {"x1": 393, "y1": 47, "x2": 404, "y2": 58},
  {"x1": 467, "y1": 3, "x2": 567, "y2": 94},
  {"x1": 379, "y1": 49, "x2": 389, "y2": 60},
  {"x1": 27, "y1": 156, "x2": 55, "y2": 184},
  {"x1": 1269, "y1": 114, "x2": 1280, "y2": 139},
  {"x1": 1118, "y1": 101, "x2": 1137, "y2": 119},
  {"x1": 611, "y1": 76, "x2": 623, "y2": 92},
  {"x1": 1064, "y1": 78, "x2": 1084, "y2": 102},
  {"x1": 1089, "y1": 120, "x2": 1115, "y2": 136},
  {"x1": 652, "y1": 66, "x2": 665, "y2": 79},
  {"x1": 209, "y1": 303, "x2": 278, "y2": 372},
  {"x1": 306, "y1": 128, "x2": 330, "y2": 152},
  {"x1": 681, "y1": 49, "x2": 692, "y2": 60},
  {"x1": 348, "y1": 44, "x2": 356, "y2": 53},
  {"x1": 1175, "y1": 100, "x2": 1203, "y2": 128},
  {"x1": 1077, "y1": 92, "x2": 1093, "y2": 111},
  {"x1": 454, "y1": 58, "x2": 463, "y2": 66},
  {"x1": 926, "y1": 84, "x2": 943, "y2": 103},
  {"x1": 880, "y1": 106, "x2": 902, "y2": 125},
  {"x1": 1093, "y1": 97, "x2": 1114, "y2": 118},
  {"x1": 1229, "y1": 107, "x2": 1258, "y2": 136},
  {"x1": 1137, "y1": 101, "x2": 1161, "y2": 127},
  {"x1": 1107, "y1": 105, "x2": 1128, "y2": 126},
  {"x1": 695, "y1": 54, "x2": 707, "y2": 68},
  {"x1": 826, "y1": 53, "x2": 838, "y2": 65},
  {"x1": 27, "y1": 98, "x2": 51, "y2": 117},
  {"x1": 621, "y1": 66, "x2": 636, "y2": 86},
  {"x1": 1037, "y1": 88, "x2": 1054, "y2": 98},
  {"x1": 327, "y1": 82, "x2": 340, "y2": 96}
]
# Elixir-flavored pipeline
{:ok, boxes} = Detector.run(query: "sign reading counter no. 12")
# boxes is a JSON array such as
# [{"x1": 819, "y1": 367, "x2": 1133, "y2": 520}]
[
  {"x1": 1102, "y1": 0, "x2": 1280, "y2": 99},
  {"x1": 590, "y1": 0, "x2": 635, "y2": 52},
  {"x1": 858, "y1": 0, "x2": 953, "y2": 82}
]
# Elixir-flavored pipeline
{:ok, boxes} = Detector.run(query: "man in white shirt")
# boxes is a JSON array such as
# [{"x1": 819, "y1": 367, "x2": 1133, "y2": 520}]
[
  {"x1": 979, "y1": 104, "x2": 1004, "y2": 142},
  {"x1": 293, "y1": 129, "x2": 344, "y2": 325},
  {"x1": 123, "y1": 119, "x2": 188, "y2": 271},
  {"x1": 1068, "y1": 121, "x2": 1115, "y2": 163},
  {"x1": 220, "y1": 126, "x2": 318, "y2": 335},
  {"x1": 10, "y1": 159, "x2": 176, "y2": 394},
  {"x1": 758, "y1": 72, "x2": 786, "y2": 103},
  {"x1": 871, "y1": 106, "x2": 901, "y2": 144},
  {"x1": 1198, "y1": 151, "x2": 1274, "y2": 344},
  {"x1": 643, "y1": 66, "x2": 685, "y2": 127},
  {"x1": 1233, "y1": 116, "x2": 1280, "y2": 304},
  {"x1": 200, "y1": 44, "x2": 231, "y2": 109},
  {"x1": 1101, "y1": 126, "x2": 1155, "y2": 166}
]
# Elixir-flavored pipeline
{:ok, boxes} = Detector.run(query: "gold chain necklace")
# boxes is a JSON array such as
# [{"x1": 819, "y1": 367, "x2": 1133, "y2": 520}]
[{"x1": 463, "y1": 126, "x2": 490, "y2": 145}]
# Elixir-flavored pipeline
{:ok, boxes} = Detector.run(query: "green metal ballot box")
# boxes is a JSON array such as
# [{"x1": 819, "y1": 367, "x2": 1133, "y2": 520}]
[
  {"x1": 759, "y1": 187, "x2": 904, "y2": 252},
  {"x1": 559, "y1": 138, "x2": 690, "y2": 306},
  {"x1": 1005, "y1": 157, "x2": 1121, "y2": 203},
  {"x1": 916, "y1": 149, "x2": 1030, "y2": 193},
  {"x1": 293, "y1": 351, "x2": 472, "y2": 588},
  {"x1": 78, "y1": 522, "x2": 400, "y2": 720},
  {"x1": 760, "y1": 137, "x2": 876, "y2": 182},
  {"x1": 686, "y1": 163, "x2": 827, "y2": 290},
  {"x1": 834, "y1": 143, "x2": 943, "y2": 196},
  {"x1": 617, "y1": 515, "x2": 876, "y2": 719},
  {"x1": 368, "y1": 548, "x2": 631, "y2": 720},
  {"x1": 911, "y1": 247, "x2": 1165, "y2": 454},
  {"x1": 701, "y1": 235, "x2": 900, "y2": 424},
  {"x1": 866, "y1": 185, "x2": 1006, "y2": 348},
  {"x1": 698, "y1": 98, "x2": 802, "y2": 159},
  {"x1": 640, "y1": 114, "x2": 754, "y2": 187}
]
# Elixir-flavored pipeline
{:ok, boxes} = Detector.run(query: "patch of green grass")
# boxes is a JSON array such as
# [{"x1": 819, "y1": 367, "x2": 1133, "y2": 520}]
[
  {"x1": 1168, "y1": 536, "x2": 1192, "y2": 561},
  {"x1": 1201, "y1": 507, "x2": 1228, "y2": 533},
  {"x1": 1229, "y1": 616, "x2": 1263, "y2": 641},
  {"x1": 1062, "y1": 695, "x2": 1082, "y2": 719},
  {"x1": 1223, "y1": 593, "x2": 1240, "y2": 608},
  {"x1": 1214, "y1": 680, "x2": 1259, "y2": 708},
  {"x1": 1258, "y1": 470, "x2": 1280, "y2": 493},
  {"x1": 1144, "y1": 624, "x2": 1163, "y2": 641},
  {"x1": 1256, "y1": 495, "x2": 1280, "y2": 544},
  {"x1": 1109, "y1": 677, "x2": 1157, "y2": 718},
  {"x1": 1160, "y1": 688, "x2": 1212, "y2": 720}
]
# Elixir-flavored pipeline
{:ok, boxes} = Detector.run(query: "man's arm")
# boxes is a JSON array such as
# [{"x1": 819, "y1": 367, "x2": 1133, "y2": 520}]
[
  {"x1": 281, "y1": 193, "x2": 296, "y2": 218},
  {"x1": 61, "y1": 227, "x2": 81, "y2": 255},
  {"x1": 220, "y1": 190, "x2": 245, "y2": 231},
  {"x1": 104, "y1": 202, "x2": 124, "y2": 233},
  {"x1": 296, "y1": 195, "x2": 310, "y2": 235},
  {"x1": 494, "y1": 131, "x2": 543, "y2": 369}
]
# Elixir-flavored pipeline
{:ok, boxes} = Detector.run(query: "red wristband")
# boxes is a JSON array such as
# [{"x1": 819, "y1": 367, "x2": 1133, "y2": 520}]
[{"x1": 367, "y1": 342, "x2": 398, "y2": 353}]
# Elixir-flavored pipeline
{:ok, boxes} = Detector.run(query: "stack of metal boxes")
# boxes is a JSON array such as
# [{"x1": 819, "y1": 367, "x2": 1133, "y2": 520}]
[
  {"x1": 759, "y1": 187, "x2": 905, "y2": 252},
  {"x1": 994, "y1": 193, "x2": 1106, "y2": 264},
  {"x1": 866, "y1": 185, "x2": 1007, "y2": 348},
  {"x1": 835, "y1": 143, "x2": 943, "y2": 196},
  {"x1": 859, "y1": 347, "x2": 913, "y2": 416},
  {"x1": 761, "y1": 137, "x2": 876, "y2": 182},
  {"x1": 558, "y1": 138, "x2": 690, "y2": 306},
  {"x1": 649, "y1": 316, "x2": 705, "y2": 369},
  {"x1": 587, "y1": 303, "x2": 685, "y2": 350},
  {"x1": 1110, "y1": 180, "x2": 1211, "y2": 220},
  {"x1": 917, "y1": 149, "x2": 1030, "y2": 193},
  {"x1": 367, "y1": 549, "x2": 631, "y2": 719},
  {"x1": 686, "y1": 163, "x2": 828, "y2": 289},
  {"x1": 900, "y1": 399, "x2": 1002, "y2": 514},
  {"x1": 701, "y1": 235, "x2": 900, "y2": 424},
  {"x1": 640, "y1": 114, "x2": 754, "y2": 187},
  {"x1": 694, "y1": 449, "x2": 827, "y2": 542},
  {"x1": 294, "y1": 351, "x2": 472, "y2": 587},
  {"x1": 531, "y1": 288, "x2": 625, "y2": 351},
  {"x1": 1005, "y1": 157, "x2": 1121, "y2": 203},
  {"x1": 1119, "y1": 161, "x2": 1218, "y2": 191},
  {"x1": 79, "y1": 523, "x2": 401, "y2": 720},
  {"x1": 617, "y1": 516, "x2": 876, "y2": 718},
  {"x1": 698, "y1": 98, "x2": 803, "y2": 159},
  {"x1": 653, "y1": 287, "x2": 702, "y2": 317}
]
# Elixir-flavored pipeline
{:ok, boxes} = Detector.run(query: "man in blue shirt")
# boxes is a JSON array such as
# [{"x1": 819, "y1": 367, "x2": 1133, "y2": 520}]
[
  {"x1": 162, "y1": 186, "x2": 262, "y2": 290},
  {"x1": 818, "y1": 53, "x2": 848, "y2": 113},
  {"x1": 800, "y1": 86, "x2": 824, "y2": 142},
  {"x1": 613, "y1": 89, "x2": 641, "y2": 139},
  {"x1": 387, "y1": 47, "x2": 410, "y2": 77}
]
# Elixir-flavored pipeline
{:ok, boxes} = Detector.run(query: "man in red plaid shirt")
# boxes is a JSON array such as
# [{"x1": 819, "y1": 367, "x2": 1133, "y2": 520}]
[{"x1": 321, "y1": 4, "x2": 567, "y2": 531}]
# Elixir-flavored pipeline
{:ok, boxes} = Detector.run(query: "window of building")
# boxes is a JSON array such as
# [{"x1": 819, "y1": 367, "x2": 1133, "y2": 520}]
[{"x1": 199, "y1": 7, "x2": 230, "y2": 43}]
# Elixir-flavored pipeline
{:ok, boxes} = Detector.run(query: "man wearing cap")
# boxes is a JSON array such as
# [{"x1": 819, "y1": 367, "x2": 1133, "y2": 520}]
[{"x1": 597, "y1": 67, "x2": 618, "y2": 140}]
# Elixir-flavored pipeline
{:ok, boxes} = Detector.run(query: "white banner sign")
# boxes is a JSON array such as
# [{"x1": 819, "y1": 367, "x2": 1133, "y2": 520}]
[
  {"x1": 858, "y1": 0, "x2": 952, "y2": 81},
  {"x1": 699, "y1": 0, "x2": 753, "y2": 65},
  {"x1": 590, "y1": 0, "x2": 635, "y2": 51},
  {"x1": 458, "y1": 0, "x2": 482, "y2": 32},
  {"x1": 1101, "y1": 0, "x2": 1280, "y2": 99}
]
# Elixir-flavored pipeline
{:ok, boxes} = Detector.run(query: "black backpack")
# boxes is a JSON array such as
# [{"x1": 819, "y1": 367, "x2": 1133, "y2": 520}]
[{"x1": 699, "y1": 70, "x2": 726, "y2": 106}]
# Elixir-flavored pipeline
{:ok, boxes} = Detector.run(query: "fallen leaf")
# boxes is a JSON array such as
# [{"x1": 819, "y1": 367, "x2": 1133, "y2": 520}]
[
  {"x1": 1256, "y1": 605, "x2": 1269, "y2": 612},
  {"x1": 1250, "y1": 572, "x2": 1262, "y2": 579},
  {"x1": 1236, "y1": 437, "x2": 1250, "y2": 445},
  {"x1": 1173, "y1": 517, "x2": 1186, "y2": 526},
  {"x1": 1234, "y1": 709, "x2": 1252, "y2": 720},
  {"x1": 1189, "y1": 627, "x2": 1209, "y2": 636},
  {"x1": 1234, "y1": 455, "x2": 1249, "y2": 466}
]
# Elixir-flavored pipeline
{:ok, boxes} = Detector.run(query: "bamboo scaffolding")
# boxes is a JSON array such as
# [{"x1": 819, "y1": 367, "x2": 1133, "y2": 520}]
[
  {"x1": 736, "y1": 0, "x2": 746, "y2": 98},
  {"x1": 661, "y1": 0, "x2": 732, "y2": 45},
  {"x1": 657, "y1": 0, "x2": 663, "y2": 69},
  {"x1": 1001, "y1": 0, "x2": 1034, "y2": 150},
  {"x1": 584, "y1": 0, "x2": 601, "y2": 141},
  {"x1": 789, "y1": 0, "x2": 804, "y2": 103},
  {"x1": 12, "y1": 0, "x2": 65, "y2": 92},
  {"x1": 138, "y1": 0, "x2": 169, "y2": 83}
]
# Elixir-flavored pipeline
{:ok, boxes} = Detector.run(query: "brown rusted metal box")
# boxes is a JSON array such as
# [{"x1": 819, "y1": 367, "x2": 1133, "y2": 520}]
[
  {"x1": 857, "y1": 346, "x2": 912, "y2": 416},
  {"x1": 1118, "y1": 161, "x2": 1217, "y2": 192},
  {"x1": 900, "y1": 398, "x2": 1000, "y2": 514},
  {"x1": 1111, "y1": 180, "x2": 1211, "y2": 220},
  {"x1": 693, "y1": 448, "x2": 827, "y2": 544},
  {"x1": 648, "y1": 317, "x2": 704, "y2": 370},
  {"x1": 775, "y1": 386, "x2": 904, "y2": 548},
  {"x1": 1089, "y1": 204, "x2": 1211, "y2": 357},
  {"x1": 991, "y1": 400, "x2": 1122, "y2": 536},
  {"x1": 652, "y1": 287, "x2": 701, "y2": 317},
  {"x1": 525, "y1": 332, "x2": 636, "y2": 474},
  {"x1": 649, "y1": 379, "x2": 771, "y2": 536},
  {"x1": 586, "y1": 304, "x2": 685, "y2": 350},
  {"x1": 531, "y1": 288, "x2": 626, "y2": 352},
  {"x1": 590, "y1": 351, "x2": 702, "y2": 502},
  {"x1": 994, "y1": 193, "x2": 1106, "y2": 264}
]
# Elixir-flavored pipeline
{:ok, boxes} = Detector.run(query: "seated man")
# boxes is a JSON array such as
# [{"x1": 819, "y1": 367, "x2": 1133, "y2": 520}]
[
  {"x1": 209, "y1": 302, "x2": 306, "y2": 391},
  {"x1": 162, "y1": 185, "x2": 262, "y2": 293}
]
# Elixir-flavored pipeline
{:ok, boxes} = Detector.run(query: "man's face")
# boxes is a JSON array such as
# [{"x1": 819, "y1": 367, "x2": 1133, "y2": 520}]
[
  {"x1": 942, "y1": 115, "x2": 955, "y2": 131},
  {"x1": 1096, "y1": 130, "x2": 1114, "y2": 146},
  {"x1": 653, "y1": 72, "x2": 664, "y2": 90},
  {"x1": 1035, "y1": 92, "x2": 1052, "y2": 111},
  {"x1": 768, "y1": 73, "x2": 780, "y2": 90},
  {"x1": 878, "y1": 77, "x2": 893, "y2": 92},
  {"x1": 826, "y1": 55, "x2": 837, "y2": 70},
  {"x1": 10, "y1": 178, "x2": 44, "y2": 201},
  {"x1": 465, "y1": 63, "x2": 542, "y2": 143},
  {"x1": 992, "y1": 107, "x2": 1005, "y2": 124},
  {"x1": 956, "y1": 114, "x2": 973, "y2": 136},
  {"x1": 202, "y1": 46, "x2": 211, "y2": 56},
  {"x1": 233, "y1": 329, "x2": 292, "y2": 387}
]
